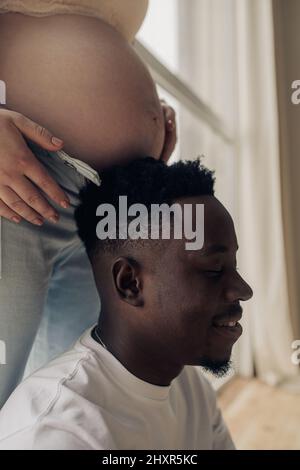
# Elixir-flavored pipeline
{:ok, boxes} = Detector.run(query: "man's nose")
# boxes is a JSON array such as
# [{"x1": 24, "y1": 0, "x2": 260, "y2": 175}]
[{"x1": 225, "y1": 272, "x2": 253, "y2": 303}]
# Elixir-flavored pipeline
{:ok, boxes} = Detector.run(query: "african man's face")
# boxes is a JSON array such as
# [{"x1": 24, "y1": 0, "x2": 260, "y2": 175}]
[{"x1": 142, "y1": 195, "x2": 253, "y2": 376}]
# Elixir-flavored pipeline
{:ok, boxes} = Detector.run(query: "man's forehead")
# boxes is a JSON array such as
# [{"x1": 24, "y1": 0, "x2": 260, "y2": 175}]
[
  {"x1": 170, "y1": 195, "x2": 238, "y2": 258},
  {"x1": 122, "y1": 195, "x2": 237, "y2": 261},
  {"x1": 178, "y1": 240, "x2": 239, "y2": 260}
]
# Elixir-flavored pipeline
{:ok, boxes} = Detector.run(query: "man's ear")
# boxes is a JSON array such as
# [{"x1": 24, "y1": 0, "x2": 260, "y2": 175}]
[{"x1": 112, "y1": 257, "x2": 144, "y2": 307}]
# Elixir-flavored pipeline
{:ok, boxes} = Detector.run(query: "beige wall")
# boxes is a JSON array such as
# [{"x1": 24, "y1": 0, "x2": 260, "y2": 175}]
[{"x1": 273, "y1": 0, "x2": 300, "y2": 337}]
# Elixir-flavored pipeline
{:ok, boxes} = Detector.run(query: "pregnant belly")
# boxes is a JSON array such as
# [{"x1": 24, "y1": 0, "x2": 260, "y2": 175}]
[{"x1": 0, "y1": 13, "x2": 165, "y2": 169}]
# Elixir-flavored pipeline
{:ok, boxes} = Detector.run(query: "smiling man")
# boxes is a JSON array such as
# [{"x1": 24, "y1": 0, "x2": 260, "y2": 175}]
[{"x1": 0, "y1": 157, "x2": 253, "y2": 450}]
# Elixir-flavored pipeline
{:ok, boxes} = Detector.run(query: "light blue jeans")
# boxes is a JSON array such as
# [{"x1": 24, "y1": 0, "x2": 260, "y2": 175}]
[{"x1": 0, "y1": 141, "x2": 101, "y2": 407}]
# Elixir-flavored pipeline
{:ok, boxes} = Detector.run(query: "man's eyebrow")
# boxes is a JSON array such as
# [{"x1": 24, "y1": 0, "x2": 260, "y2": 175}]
[{"x1": 201, "y1": 244, "x2": 239, "y2": 255}]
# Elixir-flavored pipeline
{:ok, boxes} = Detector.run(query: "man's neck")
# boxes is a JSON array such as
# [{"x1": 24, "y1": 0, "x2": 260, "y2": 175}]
[{"x1": 92, "y1": 323, "x2": 183, "y2": 387}]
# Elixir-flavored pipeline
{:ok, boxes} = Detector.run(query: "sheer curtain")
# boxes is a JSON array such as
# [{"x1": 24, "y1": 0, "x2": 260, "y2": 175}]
[
  {"x1": 273, "y1": 0, "x2": 300, "y2": 375},
  {"x1": 178, "y1": 0, "x2": 300, "y2": 387},
  {"x1": 0, "y1": 80, "x2": 5, "y2": 104}
]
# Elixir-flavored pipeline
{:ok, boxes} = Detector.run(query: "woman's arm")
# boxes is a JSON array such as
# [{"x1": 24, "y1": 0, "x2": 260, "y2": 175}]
[{"x1": 0, "y1": 107, "x2": 70, "y2": 225}]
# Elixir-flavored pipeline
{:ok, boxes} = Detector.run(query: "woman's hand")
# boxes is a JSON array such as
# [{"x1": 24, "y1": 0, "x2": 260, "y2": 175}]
[
  {"x1": 0, "y1": 108, "x2": 70, "y2": 225},
  {"x1": 160, "y1": 99, "x2": 177, "y2": 163}
]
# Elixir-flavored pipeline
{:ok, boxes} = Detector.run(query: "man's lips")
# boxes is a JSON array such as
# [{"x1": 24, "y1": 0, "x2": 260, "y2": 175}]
[
  {"x1": 212, "y1": 311, "x2": 242, "y2": 328},
  {"x1": 211, "y1": 308, "x2": 243, "y2": 341}
]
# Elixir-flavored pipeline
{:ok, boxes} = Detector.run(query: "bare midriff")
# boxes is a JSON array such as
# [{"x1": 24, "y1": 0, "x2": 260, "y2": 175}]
[{"x1": 0, "y1": 13, "x2": 165, "y2": 169}]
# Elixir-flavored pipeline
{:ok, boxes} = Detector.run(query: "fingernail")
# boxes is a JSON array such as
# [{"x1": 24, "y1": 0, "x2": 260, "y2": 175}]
[
  {"x1": 49, "y1": 215, "x2": 59, "y2": 223},
  {"x1": 33, "y1": 218, "x2": 44, "y2": 226},
  {"x1": 12, "y1": 216, "x2": 21, "y2": 223},
  {"x1": 51, "y1": 137, "x2": 63, "y2": 146},
  {"x1": 167, "y1": 120, "x2": 174, "y2": 131},
  {"x1": 60, "y1": 200, "x2": 70, "y2": 209}
]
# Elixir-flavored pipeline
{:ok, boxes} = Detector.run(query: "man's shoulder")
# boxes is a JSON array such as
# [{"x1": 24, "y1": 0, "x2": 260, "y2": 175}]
[{"x1": 0, "y1": 345, "x2": 96, "y2": 443}]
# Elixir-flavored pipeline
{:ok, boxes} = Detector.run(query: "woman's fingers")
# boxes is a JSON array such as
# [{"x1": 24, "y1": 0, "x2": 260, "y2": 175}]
[
  {"x1": 16, "y1": 150, "x2": 70, "y2": 210},
  {"x1": 0, "y1": 199, "x2": 22, "y2": 224},
  {"x1": 163, "y1": 104, "x2": 176, "y2": 130},
  {"x1": 160, "y1": 129, "x2": 177, "y2": 163},
  {"x1": 11, "y1": 112, "x2": 64, "y2": 151},
  {"x1": 0, "y1": 185, "x2": 45, "y2": 225},
  {"x1": 11, "y1": 112, "x2": 71, "y2": 207},
  {"x1": 160, "y1": 103, "x2": 177, "y2": 162},
  {"x1": 0, "y1": 109, "x2": 71, "y2": 224},
  {"x1": 10, "y1": 177, "x2": 60, "y2": 223}
]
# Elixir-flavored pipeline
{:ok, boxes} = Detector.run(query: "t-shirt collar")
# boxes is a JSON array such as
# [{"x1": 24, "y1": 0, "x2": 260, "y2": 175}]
[{"x1": 79, "y1": 326, "x2": 172, "y2": 401}]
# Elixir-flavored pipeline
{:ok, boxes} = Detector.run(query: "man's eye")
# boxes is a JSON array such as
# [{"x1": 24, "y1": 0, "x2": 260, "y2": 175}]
[{"x1": 204, "y1": 270, "x2": 223, "y2": 278}]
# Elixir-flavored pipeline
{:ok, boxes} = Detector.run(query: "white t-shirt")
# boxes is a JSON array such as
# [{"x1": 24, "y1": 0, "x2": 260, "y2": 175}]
[{"x1": 0, "y1": 327, "x2": 235, "y2": 450}]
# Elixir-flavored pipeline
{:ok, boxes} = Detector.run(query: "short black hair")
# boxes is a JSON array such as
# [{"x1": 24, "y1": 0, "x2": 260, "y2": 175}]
[{"x1": 75, "y1": 157, "x2": 215, "y2": 256}]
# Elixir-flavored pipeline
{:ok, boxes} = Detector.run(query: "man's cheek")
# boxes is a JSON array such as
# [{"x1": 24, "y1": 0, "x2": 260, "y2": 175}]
[{"x1": 180, "y1": 303, "x2": 211, "y2": 332}]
